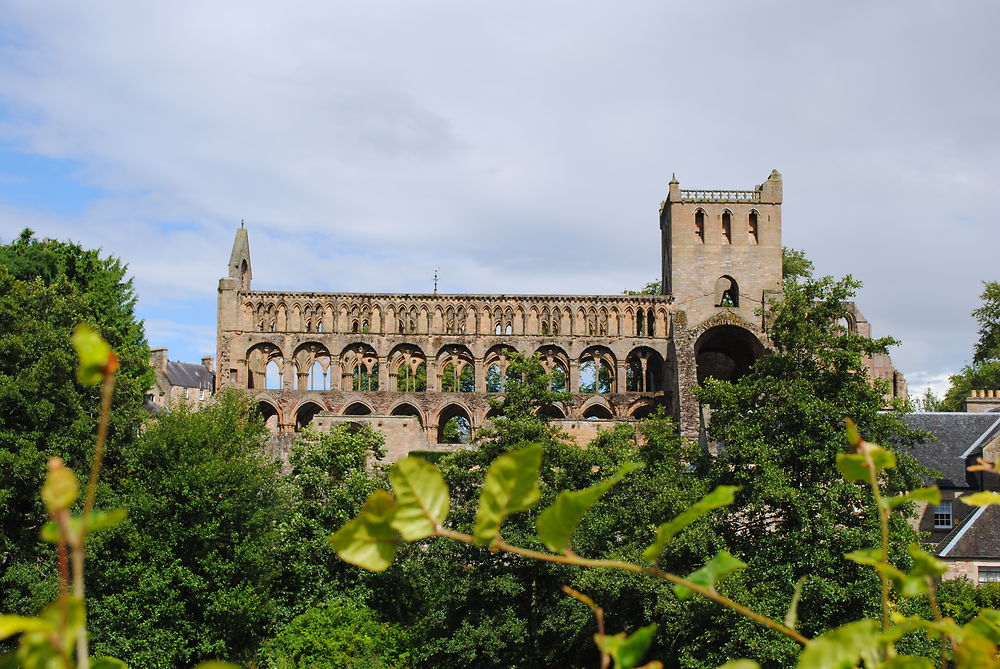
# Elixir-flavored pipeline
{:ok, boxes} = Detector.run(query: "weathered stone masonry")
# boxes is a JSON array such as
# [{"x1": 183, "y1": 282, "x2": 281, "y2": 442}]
[{"x1": 216, "y1": 170, "x2": 906, "y2": 455}]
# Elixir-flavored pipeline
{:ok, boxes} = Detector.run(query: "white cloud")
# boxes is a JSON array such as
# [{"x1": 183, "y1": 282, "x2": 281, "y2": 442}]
[{"x1": 0, "y1": 0, "x2": 996, "y2": 378}]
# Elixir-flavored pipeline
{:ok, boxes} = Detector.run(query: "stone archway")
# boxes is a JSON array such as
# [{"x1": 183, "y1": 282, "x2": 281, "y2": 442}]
[{"x1": 694, "y1": 324, "x2": 764, "y2": 384}]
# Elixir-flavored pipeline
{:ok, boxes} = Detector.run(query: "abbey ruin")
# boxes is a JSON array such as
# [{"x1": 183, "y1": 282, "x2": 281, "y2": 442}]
[{"x1": 215, "y1": 170, "x2": 907, "y2": 458}]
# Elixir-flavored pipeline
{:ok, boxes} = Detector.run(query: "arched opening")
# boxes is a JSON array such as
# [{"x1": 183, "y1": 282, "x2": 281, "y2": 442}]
[
  {"x1": 438, "y1": 405, "x2": 472, "y2": 444},
  {"x1": 537, "y1": 404, "x2": 565, "y2": 419},
  {"x1": 390, "y1": 403, "x2": 422, "y2": 425},
  {"x1": 636, "y1": 308, "x2": 645, "y2": 336},
  {"x1": 626, "y1": 348, "x2": 665, "y2": 392},
  {"x1": 695, "y1": 325, "x2": 764, "y2": 384},
  {"x1": 541, "y1": 321, "x2": 549, "y2": 335},
  {"x1": 583, "y1": 404, "x2": 614, "y2": 420},
  {"x1": 295, "y1": 402, "x2": 323, "y2": 431},
  {"x1": 441, "y1": 362, "x2": 474, "y2": 392},
  {"x1": 715, "y1": 276, "x2": 739, "y2": 307},
  {"x1": 630, "y1": 402, "x2": 658, "y2": 420},
  {"x1": 265, "y1": 360, "x2": 282, "y2": 390},
  {"x1": 722, "y1": 211, "x2": 732, "y2": 244},
  {"x1": 396, "y1": 363, "x2": 427, "y2": 392},
  {"x1": 647, "y1": 310, "x2": 655, "y2": 337},
  {"x1": 352, "y1": 320, "x2": 359, "y2": 333},
  {"x1": 695, "y1": 210, "x2": 705, "y2": 242},
  {"x1": 344, "y1": 402, "x2": 373, "y2": 416},
  {"x1": 579, "y1": 347, "x2": 615, "y2": 394},
  {"x1": 486, "y1": 364, "x2": 503, "y2": 392},
  {"x1": 309, "y1": 361, "x2": 327, "y2": 390},
  {"x1": 550, "y1": 364, "x2": 568, "y2": 393},
  {"x1": 256, "y1": 401, "x2": 279, "y2": 432},
  {"x1": 748, "y1": 211, "x2": 759, "y2": 244},
  {"x1": 240, "y1": 259, "x2": 249, "y2": 290}
]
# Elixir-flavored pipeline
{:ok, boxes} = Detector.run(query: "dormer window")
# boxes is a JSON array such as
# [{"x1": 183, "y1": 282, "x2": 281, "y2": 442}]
[{"x1": 933, "y1": 501, "x2": 953, "y2": 529}]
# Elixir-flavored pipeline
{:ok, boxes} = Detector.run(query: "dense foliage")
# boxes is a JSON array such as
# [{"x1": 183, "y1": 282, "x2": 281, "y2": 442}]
[
  {"x1": 0, "y1": 230, "x2": 152, "y2": 615},
  {"x1": 691, "y1": 257, "x2": 929, "y2": 667},
  {"x1": 940, "y1": 281, "x2": 1000, "y2": 411}
]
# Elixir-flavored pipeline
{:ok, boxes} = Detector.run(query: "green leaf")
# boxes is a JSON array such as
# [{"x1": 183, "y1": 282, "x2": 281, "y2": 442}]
[
  {"x1": 886, "y1": 486, "x2": 941, "y2": 510},
  {"x1": 71, "y1": 323, "x2": 113, "y2": 385},
  {"x1": 643, "y1": 486, "x2": 738, "y2": 563},
  {"x1": 595, "y1": 624, "x2": 658, "y2": 669},
  {"x1": 844, "y1": 548, "x2": 882, "y2": 566},
  {"x1": 91, "y1": 658, "x2": 129, "y2": 669},
  {"x1": 473, "y1": 443, "x2": 543, "y2": 546},
  {"x1": 836, "y1": 453, "x2": 870, "y2": 482},
  {"x1": 953, "y1": 634, "x2": 998, "y2": 669},
  {"x1": 617, "y1": 623, "x2": 658, "y2": 669},
  {"x1": 0, "y1": 616, "x2": 51, "y2": 640},
  {"x1": 907, "y1": 544, "x2": 946, "y2": 579},
  {"x1": 877, "y1": 657, "x2": 934, "y2": 668},
  {"x1": 797, "y1": 619, "x2": 882, "y2": 669},
  {"x1": 964, "y1": 608, "x2": 1000, "y2": 645},
  {"x1": 40, "y1": 508, "x2": 129, "y2": 543},
  {"x1": 329, "y1": 490, "x2": 401, "y2": 571},
  {"x1": 674, "y1": 550, "x2": 747, "y2": 600},
  {"x1": 960, "y1": 490, "x2": 1000, "y2": 506},
  {"x1": 389, "y1": 456, "x2": 449, "y2": 540},
  {"x1": 536, "y1": 462, "x2": 643, "y2": 554},
  {"x1": 869, "y1": 446, "x2": 896, "y2": 470},
  {"x1": 784, "y1": 576, "x2": 806, "y2": 630}
]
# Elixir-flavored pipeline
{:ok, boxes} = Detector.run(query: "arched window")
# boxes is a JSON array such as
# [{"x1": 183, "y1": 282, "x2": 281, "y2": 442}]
[
  {"x1": 541, "y1": 321, "x2": 549, "y2": 335},
  {"x1": 352, "y1": 320, "x2": 359, "y2": 333},
  {"x1": 495, "y1": 322, "x2": 502, "y2": 335},
  {"x1": 309, "y1": 361, "x2": 327, "y2": 390},
  {"x1": 240, "y1": 259, "x2": 249, "y2": 290},
  {"x1": 715, "y1": 276, "x2": 739, "y2": 307},
  {"x1": 695, "y1": 210, "x2": 705, "y2": 242},
  {"x1": 636, "y1": 309, "x2": 645, "y2": 337},
  {"x1": 722, "y1": 211, "x2": 732, "y2": 244},
  {"x1": 396, "y1": 361, "x2": 427, "y2": 392},
  {"x1": 647, "y1": 310, "x2": 655, "y2": 337},
  {"x1": 504, "y1": 323, "x2": 513, "y2": 336},
  {"x1": 486, "y1": 364, "x2": 503, "y2": 392},
  {"x1": 550, "y1": 364, "x2": 568, "y2": 393},
  {"x1": 352, "y1": 362, "x2": 379, "y2": 391},
  {"x1": 748, "y1": 211, "x2": 759, "y2": 244}
]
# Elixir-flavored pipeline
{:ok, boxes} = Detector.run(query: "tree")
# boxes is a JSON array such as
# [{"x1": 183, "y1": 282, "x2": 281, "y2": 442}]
[
  {"x1": 0, "y1": 230, "x2": 152, "y2": 615},
  {"x1": 691, "y1": 256, "x2": 928, "y2": 667},
  {"x1": 972, "y1": 281, "x2": 1000, "y2": 364},
  {"x1": 270, "y1": 424, "x2": 390, "y2": 622},
  {"x1": 387, "y1": 355, "x2": 709, "y2": 668},
  {"x1": 623, "y1": 280, "x2": 662, "y2": 295},
  {"x1": 940, "y1": 281, "x2": 1000, "y2": 411},
  {"x1": 87, "y1": 391, "x2": 286, "y2": 667}
]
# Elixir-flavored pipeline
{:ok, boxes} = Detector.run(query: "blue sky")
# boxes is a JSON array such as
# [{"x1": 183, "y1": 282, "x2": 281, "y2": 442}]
[{"x1": 0, "y1": 0, "x2": 997, "y2": 399}]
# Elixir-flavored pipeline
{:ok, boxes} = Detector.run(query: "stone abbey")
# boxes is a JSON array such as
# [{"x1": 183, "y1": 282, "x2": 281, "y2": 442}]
[{"x1": 215, "y1": 170, "x2": 906, "y2": 458}]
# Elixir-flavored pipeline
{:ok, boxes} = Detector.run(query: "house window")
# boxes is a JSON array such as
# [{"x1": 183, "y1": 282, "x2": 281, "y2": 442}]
[
  {"x1": 933, "y1": 501, "x2": 953, "y2": 529},
  {"x1": 979, "y1": 566, "x2": 1000, "y2": 584}
]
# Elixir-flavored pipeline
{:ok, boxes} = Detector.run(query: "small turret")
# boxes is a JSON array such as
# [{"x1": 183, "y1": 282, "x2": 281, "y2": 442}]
[{"x1": 228, "y1": 223, "x2": 252, "y2": 290}]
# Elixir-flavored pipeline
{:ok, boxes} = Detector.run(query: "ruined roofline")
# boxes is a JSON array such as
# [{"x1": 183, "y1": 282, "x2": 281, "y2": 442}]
[
  {"x1": 665, "y1": 169, "x2": 782, "y2": 207},
  {"x1": 234, "y1": 289, "x2": 675, "y2": 304}
]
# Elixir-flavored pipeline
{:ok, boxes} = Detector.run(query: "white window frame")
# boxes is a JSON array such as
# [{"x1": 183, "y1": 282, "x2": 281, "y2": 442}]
[
  {"x1": 978, "y1": 566, "x2": 1000, "y2": 584},
  {"x1": 933, "y1": 500, "x2": 953, "y2": 529}
]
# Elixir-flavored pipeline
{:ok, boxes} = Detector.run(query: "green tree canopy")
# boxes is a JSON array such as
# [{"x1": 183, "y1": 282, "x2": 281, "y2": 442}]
[
  {"x1": 691, "y1": 256, "x2": 928, "y2": 666},
  {"x1": 0, "y1": 230, "x2": 152, "y2": 615},
  {"x1": 939, "y1": 280, "x2": 1000, "y2": 411}
]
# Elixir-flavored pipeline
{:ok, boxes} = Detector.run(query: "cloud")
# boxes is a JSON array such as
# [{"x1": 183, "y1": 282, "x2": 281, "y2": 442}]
[{"x1": 0, "y1": 0, "x2": 996, "y2": 381}]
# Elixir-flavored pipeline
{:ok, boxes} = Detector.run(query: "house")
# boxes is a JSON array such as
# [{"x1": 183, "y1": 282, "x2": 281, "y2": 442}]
[
  {"x1": 148, "y1": 348, "x2": 216, "y2": 412},
  {"x1": 901, "y1": 408, "x2": 1000, "y2": 583}
]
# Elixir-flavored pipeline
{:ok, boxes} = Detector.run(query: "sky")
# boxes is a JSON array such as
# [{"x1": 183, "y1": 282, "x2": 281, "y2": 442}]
[{"x1": 0, "y1": 1, "x2": 996, "y2": 399}]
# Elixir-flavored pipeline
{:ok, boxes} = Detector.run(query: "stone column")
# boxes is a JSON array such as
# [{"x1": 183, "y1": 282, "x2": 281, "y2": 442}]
[
  {"x1": 569, "y1": 360, "x2": 581, "y2": 394},
  {"x1": 378, "y1": 356, "x2": 389, "y2": 392}
]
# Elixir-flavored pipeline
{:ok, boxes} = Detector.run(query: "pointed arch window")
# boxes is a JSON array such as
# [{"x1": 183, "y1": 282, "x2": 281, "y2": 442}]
[
  {"x1": 695, "y1": 210, "x2": 705, "y2": 242},
  {"x1": 748, "y1": 211, "x2": 759, "y2": 244},
  {"x1": 722, "y1": 211, "x2": 732, "y2": 244},
  {"x1": 715, "y1": 276, "x2": 739, "y2": 307}
]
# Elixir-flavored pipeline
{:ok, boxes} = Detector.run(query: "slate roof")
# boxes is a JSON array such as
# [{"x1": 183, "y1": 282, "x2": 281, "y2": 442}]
[
  {"x1": 937, "y1": 504, "x2": 1000, "y2": 559},
  {"x1": 898, "y1": 413, "x2": 1000, "y2": 488},
  {"x1": 164, "y1": 361, "x2": 215, "y2": 390}
]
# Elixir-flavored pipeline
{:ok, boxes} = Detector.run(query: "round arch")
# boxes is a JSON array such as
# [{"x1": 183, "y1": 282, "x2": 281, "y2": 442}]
[
  {"x1": 390, "y1": 402, "x2": 423, "y2": 425},
  {"x1": 343, "y1": 402, "x2": 374, "y2": 416},
  {"x1": 437, "y1": 403, "x2": 473, "y2": 444},
  {"x1": 295, "y1": 401, "x2": 324, "y2": 432},
  {"x1": 694, "y1": 324, "x2": 765, "y2": 384},
  {"x1": 255, "y1": 400, "x2": 280, "y2": 432}
]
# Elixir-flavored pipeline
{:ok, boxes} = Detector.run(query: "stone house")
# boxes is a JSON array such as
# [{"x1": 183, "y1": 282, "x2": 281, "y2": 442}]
[
  {"x1": 148, "y1": 348, "x2": 216, "y2": 412},
  {"x1": 901, "y1": 410, "x2": 1000, "y2": 583}
]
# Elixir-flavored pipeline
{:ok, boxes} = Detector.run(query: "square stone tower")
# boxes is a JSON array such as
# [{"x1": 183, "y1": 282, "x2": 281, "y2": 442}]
[{"x1": 660, "y1": 170, "x2": 784, "y2": 331}]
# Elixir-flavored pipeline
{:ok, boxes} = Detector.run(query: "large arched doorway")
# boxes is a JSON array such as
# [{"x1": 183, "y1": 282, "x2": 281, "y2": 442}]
[{"x1": 694, "y1": 325, "x2": 764, "y2": 384}]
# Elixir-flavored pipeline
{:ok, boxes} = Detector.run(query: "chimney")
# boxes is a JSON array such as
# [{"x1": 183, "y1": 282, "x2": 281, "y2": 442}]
[
  {"x1": 201, "y1": 355, "x2": 215, "y2": 372},
  {"x1": 150, "y1": 348, "x2": 169, "y2": 372}
]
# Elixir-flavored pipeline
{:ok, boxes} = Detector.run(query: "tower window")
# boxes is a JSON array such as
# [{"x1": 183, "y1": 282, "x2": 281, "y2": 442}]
[
  {"x1": 749, "y1": 211, "x2": 759, "y2": 244},
  {"x1": 715, "y1": 276, "x2": 739, "y2": 307},
  {"x1": 722, "y1": 211, "x2": 732, "y2": 244},
  {"x1": 695, "y1": 210, "x2": 705, "y2": 242}
]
